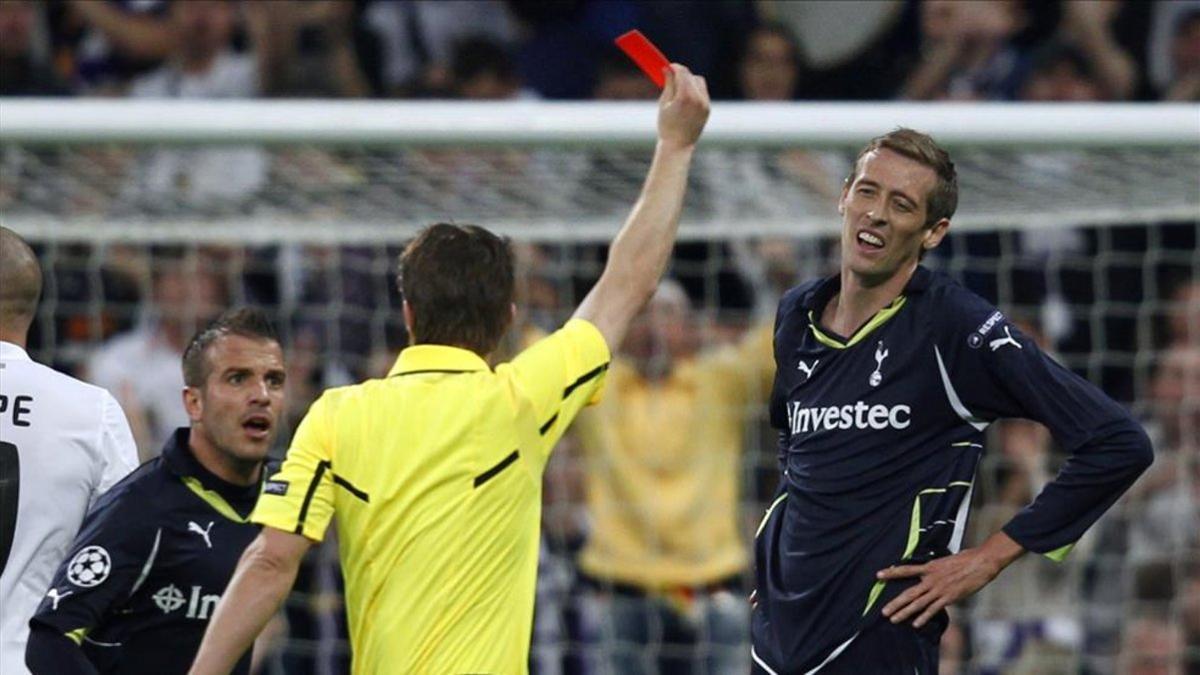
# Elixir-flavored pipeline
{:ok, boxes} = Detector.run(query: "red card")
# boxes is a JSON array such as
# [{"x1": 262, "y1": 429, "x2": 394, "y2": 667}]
[{"x1": 615, "y1": 30, "x2": 671, "y2": 88}]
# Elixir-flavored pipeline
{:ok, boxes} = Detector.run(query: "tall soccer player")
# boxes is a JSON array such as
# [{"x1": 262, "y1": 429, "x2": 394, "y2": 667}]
[
  {"x1": 190, "y1": 64, "x2": 710, "y2": 674},
  {"x1": 25, "y1": 308, "x2": 286, "y2": 675},
  {"x1": 0, "y1": 227, "x2": 139, "y2": 675},
  {"x1": 750, "y1": 129, "x2": 1154, "y2": 673}
]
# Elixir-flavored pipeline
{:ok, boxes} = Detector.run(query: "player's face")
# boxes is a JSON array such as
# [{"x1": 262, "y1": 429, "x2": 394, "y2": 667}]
[
  {"x1": 186, "y1": 334, "x2": 286, "y2": 464},
  {"x1": 838, "y1": 148, "x2": 949, "y2": 284}
]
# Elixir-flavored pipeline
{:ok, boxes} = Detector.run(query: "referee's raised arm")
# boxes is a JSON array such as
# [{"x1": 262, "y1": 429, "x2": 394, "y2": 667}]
[{"x1": 572, "y1": 64, "x2": 710, "y2": 349}]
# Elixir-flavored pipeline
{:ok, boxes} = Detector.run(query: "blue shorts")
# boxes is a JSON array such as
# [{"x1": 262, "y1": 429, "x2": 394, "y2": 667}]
[{"x1": 752, "y1": 616, "x2": 941, "y2": 675}]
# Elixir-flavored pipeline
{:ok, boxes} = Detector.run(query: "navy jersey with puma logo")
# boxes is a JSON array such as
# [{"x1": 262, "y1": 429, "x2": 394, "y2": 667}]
[
  {"x1": 751, "y1": 266, "x2": 1153, "y2": 674},
  {"x1": 27, "y1": 429, "x2": 265, "y2": 675}
]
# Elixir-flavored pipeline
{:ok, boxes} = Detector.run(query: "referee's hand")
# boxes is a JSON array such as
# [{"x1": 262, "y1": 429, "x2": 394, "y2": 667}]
[
  {"x1": 657, "y1": 64, "x2": 710, "y2": 150},
  {"x1": 877, "y1": 530, "x2": 1024, "y2": 628}
]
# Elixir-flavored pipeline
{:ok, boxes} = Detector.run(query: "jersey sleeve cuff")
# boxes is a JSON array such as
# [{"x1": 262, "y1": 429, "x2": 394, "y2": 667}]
[
  {"x1": 1001, "y1": 522, "x2": 1076, "y2": 563},
  {"x1": 562, "y1": 318, "x2": 612, "y2": 406}
]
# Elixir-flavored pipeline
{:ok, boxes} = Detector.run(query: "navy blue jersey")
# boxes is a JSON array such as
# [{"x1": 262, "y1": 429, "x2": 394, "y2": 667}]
[
  {"x1": 751, "y1": 266, "x2": 1152, "y2": 674},
  {"x1": 28, "y1": 429, "x2": 262, "y2": 675}
]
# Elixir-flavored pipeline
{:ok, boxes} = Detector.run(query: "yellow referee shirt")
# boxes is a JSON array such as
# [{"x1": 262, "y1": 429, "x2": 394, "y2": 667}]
[{"x1": 251, "y1": 319, "x2": 610, "y2": 674}]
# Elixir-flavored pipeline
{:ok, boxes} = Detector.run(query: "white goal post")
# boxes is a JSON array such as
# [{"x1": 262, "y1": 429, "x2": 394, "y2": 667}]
[{"x1": 1, "y1": 100, "x2": 1197, "y2": 244}]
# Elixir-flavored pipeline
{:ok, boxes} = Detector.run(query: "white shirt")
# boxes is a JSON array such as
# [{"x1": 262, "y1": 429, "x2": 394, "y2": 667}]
[
  {"x1": 0, "y1": 341, "x2": 139, "y2": 674},
  {"x1": 125, "y1": 50, "x2": 266, "y2": 203}
]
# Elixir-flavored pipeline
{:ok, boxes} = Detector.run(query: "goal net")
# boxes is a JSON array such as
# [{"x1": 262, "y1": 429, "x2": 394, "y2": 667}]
[{"x1": 2, "y1": 100, "x2": 1197, "y2": 673}]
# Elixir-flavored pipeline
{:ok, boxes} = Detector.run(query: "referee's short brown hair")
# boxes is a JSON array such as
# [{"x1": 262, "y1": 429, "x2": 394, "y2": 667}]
[{"x1": 398, "y1": 223, "x2": 515, "y2": 356}]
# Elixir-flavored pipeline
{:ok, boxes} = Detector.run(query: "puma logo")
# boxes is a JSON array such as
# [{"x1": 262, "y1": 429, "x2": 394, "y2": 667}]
[
  {"x1": 187, "y1": 521, "x2": 214, "y2": 549},
  {"x1": 46, "y1": 588, "x2": 73, "y2": 610},
  {"x1": 989, "y1": 326, "x2": 1022, "y2": 352},
  {"x1": 797, "y1": 359, "x2": 819, "y2": 380}
]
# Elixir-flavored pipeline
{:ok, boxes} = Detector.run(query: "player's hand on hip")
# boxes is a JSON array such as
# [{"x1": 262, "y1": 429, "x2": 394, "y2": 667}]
[
  {"x1": 657, "y1": 64, "x2": 710, "y2": 150},
  {"x1": 876, "y1": 547, "x2": 1004, "y2": 628}
]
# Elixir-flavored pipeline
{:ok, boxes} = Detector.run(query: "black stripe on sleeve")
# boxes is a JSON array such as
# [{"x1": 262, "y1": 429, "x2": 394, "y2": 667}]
[
  {"x1": 562, "y1": 362, "x2": 609, "y2": 399},
  {"x1": 538, "y1": 412, "x2": 559, "y2": 436},
  {"x1": 332, "y1": 473, "x2": 370, "y2": 502},
  {"x1": 474, "y1": 450, "x2": 520, "y2": 488},
  {"x1": 294, "y1": 461, "x2": 330, "y2": 535}
]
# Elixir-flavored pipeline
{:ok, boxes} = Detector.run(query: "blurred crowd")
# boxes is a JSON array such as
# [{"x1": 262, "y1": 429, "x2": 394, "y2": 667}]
[
  {"x1": 3, "y1": 0, "x2": 1199, "y2": 673},
  {"x1": 1, "y1": 0, "x2": 1198, "y2": 102}
]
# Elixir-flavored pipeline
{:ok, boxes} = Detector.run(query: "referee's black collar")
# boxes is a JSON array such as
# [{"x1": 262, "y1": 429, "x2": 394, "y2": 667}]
[
  {"x1": 162, "y1": 427, "x2": 262, "y2": 509},
  {"x1": 800, "y1": 264, "x2": 932, "y2": 310},
  {"x1": 389, "y1": 344, "x2": 490, "y2": 377}
]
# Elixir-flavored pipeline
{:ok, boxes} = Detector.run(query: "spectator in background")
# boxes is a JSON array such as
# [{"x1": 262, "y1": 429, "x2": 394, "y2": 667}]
[
  {"x1": 1148, "y1": 2, "x2": 1200, "y2": 101},
  {"x1": 87, "y1": 250, "x2": 226, "y2": 459},
  {"x1": 1125, "y1": 343, "x2": 1200, "y2": 563},
  {"x1": 902, "y1": 0, "x2": 1032, "y2": 100},
  {"x1": 1163, "y1": 9, "x2": 1200, "y2": 100},
  {"x1": 450, "y1": 36, "x2": 528, "y2": 100},
  {"x1": 244, "y1": 0, "x2": 369, "y2": 98},
  {"x1": 61, "y1": 0, "x2": 172, "y2": 93},
  {"x1": 1184, "y1": 561, "x2": 1200, "y2": 671},
  {"x1": 729, "y1": 21, "x2": 840, "y2": 209},
  {"x1": 1120, "y1": 611, "x2": 1186, "y2": 675},
  {"x1": 364, "y1": 0, "x2": 515, "y2": 97},
  {"x1": 1056, "y1": 0, "x2": 1139, "y2": 100},
  {"x1": 124, "y1": 0, "x2": 267, "y2": 206},
  {"x1": 572, "y1": 279, "x2": 774, "y2": 674},
  {"x1": 736, "y1": 21, "x2": 807, "y2": 101},
  {"x1": 1167, "y1": 278, "x2": 1200, "y2": 346},
  {"x1": 0, "y1": 0, "x2": 70, "y2": 96},
  {"x1": 1019, "y1": 42, "x2": 1103, "y2": 101},
  {"x1": 593, "y1": 49, "x2": 660, "y2": 101}
]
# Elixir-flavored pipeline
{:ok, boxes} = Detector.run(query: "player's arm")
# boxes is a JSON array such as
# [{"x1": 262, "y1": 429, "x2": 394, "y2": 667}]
[
  {"x1": 192, "y1": 394, "x2": 335, "y2": 673},
  {"x1": 879, "y1": 311, "x2": 1153, "y2": 627},
  {"x1": 92, "y1": 391, "x2": 139, "y2": 504},
  {"x1": 26, "y1": 494, "x2": 158, "y2": 673},
  {"x1": 190, "y1": 528, "x2": 310, "y2": 675},
  {"x1": 572, "y1": 64, "x2": 710, "y2": 350}
]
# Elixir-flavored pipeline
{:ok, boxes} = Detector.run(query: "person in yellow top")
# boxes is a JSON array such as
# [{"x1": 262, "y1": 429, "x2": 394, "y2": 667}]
[
  {"x1": 573, "y1": 277, "x2": 774, "y2": 673},
  {"x1": 188, "y1": 64, "x2": 711, "y2": 675}
]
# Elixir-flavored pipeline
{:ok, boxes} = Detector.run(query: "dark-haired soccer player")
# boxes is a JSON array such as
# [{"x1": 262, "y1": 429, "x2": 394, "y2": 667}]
[
  {"x1": 26, "y1": 308, "x2": 286, "y2": 675},
  {"x1": 750, "y1": 128, "x2": 1153, "y2": 674},
  {"x1": 190, "y1": 64, "x2": 710, "y2": 674}
]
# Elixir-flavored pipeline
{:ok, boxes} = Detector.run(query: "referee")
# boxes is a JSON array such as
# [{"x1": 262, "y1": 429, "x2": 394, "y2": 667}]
[{"x1": 191, "y1": 64, "x2": 710, "y2": 674}]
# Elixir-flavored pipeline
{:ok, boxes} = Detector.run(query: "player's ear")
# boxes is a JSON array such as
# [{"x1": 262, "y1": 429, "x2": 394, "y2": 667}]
[
  {"x1": 838, "y1": 179, "x2": 850, "y2": 216},
  {"x1": 182, "y1": 385, "x2": 203, "y2": 422},
  {"x1": 922, "y1": 217, "x2": 951, "y2": 252},
  {"x1": 402, "y1": 300, "x2": 415, "y2": 343}
]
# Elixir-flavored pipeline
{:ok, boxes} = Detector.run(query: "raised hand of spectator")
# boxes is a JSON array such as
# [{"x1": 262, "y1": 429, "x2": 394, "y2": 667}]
[
  {"x1": 68, "y1": 0, "x2": 173, "y2": 62},
  {"x1": 300, "y1": 1, "x2": 357, "y2": 40},
  {"x1": 1059, "y1": 0, "x2": 1135, "y2": 99},
  {"x1": 1061, "y1": 0, "x2": 1122, "y2": 36},
  {"x1": 956, "y1": 0, "x2": 1020, "y2": 44}
]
